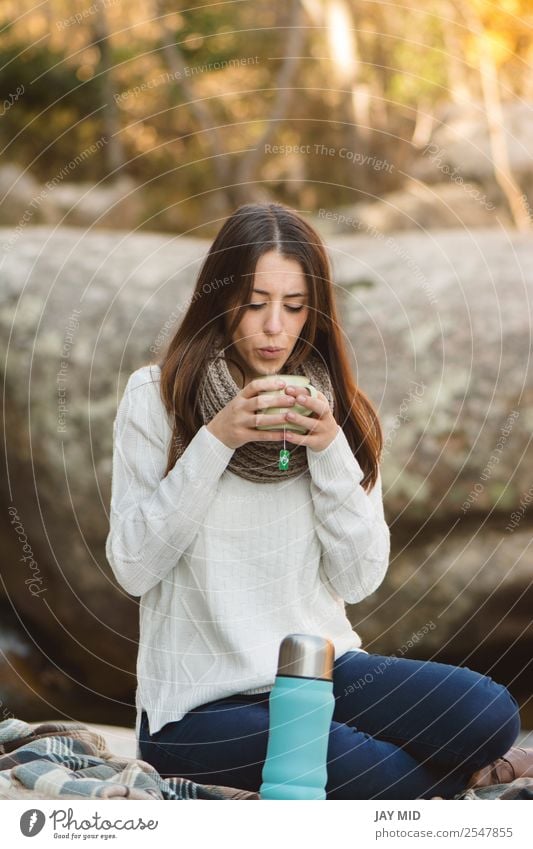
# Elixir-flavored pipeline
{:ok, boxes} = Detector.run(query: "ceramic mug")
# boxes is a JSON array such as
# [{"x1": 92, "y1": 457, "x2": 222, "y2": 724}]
[{"x1": 256, "y1": 374, "x2": 318, "y2": 434}]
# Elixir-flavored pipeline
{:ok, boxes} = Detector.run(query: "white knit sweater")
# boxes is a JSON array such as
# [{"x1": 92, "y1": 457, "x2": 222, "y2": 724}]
[{"x1": 105, "y1": 365, "x2": 391, "y2": 747}]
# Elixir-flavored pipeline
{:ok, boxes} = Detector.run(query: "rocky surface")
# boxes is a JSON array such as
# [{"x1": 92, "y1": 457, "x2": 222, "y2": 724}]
[
  {"x1": 418, "y1": 101, "x2": 533, "y2": 189},
  {"x1": 0, "y1": 225, "x2": 531, "y2": 723},
  {"x1": 0, "y1": 165, "x2": 141, "y2": 229},
  {"x1": 312, "y1": 181, "x2": 508, "y2": 235}
]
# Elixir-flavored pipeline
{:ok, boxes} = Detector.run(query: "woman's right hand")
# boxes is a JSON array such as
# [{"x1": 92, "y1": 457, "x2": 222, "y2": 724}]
[{"x1": 206, "y1": 376, "x2": 296, "y2": 449}]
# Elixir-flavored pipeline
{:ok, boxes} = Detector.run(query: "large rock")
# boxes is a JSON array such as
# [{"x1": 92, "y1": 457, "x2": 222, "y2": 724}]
[
  {"x1": 0, "y1": 165, "x2": 59, "y2": 226},
  {"x1": 328, "y1": 227, "x2": 533, "y2": 701},
  {"x1": 0, "y1": 165, "x2": 141, "y2": 229},
  {"x1": 411, "y1": 100, "x2": 533, "y2": 204},
  {"x1": 317, "y1": 101, "x2": 533, "y2": 235},
  {"x1": 312, "y1": 181, "x2": 505, "y2": 235},
  {"x1": 45, "y1": 176, "x2": 142, "y2": 229},
  {"x1": 328, "y1": 227, "x2": 532, "y2": 519},
  {"x1": 0, "y1": 227, "x2": 206, "y2": 718},
  {"x1": 0, "y1": 226, "x2": 531, "y2": 722}
]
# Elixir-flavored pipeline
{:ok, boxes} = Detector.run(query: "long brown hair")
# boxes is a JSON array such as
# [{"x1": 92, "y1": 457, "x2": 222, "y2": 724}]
[{"x1": 154, "y1": 202, "x2": 383, "y2": 491}]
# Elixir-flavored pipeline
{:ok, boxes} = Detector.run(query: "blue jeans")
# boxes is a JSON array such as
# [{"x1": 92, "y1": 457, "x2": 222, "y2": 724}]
[{"x1": 138, "y1": 651, "x2": 521, "y2": 799}]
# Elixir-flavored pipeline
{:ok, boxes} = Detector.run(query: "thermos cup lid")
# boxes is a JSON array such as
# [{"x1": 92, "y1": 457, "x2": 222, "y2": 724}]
[{"x1": 276, "y1": 634, "x2": 334, "y2": 681}]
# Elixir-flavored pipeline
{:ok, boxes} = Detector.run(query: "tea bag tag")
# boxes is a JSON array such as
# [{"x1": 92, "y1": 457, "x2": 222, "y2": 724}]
[{"x1": 278, "y1": 449, "x2": 290, "y2": 471}]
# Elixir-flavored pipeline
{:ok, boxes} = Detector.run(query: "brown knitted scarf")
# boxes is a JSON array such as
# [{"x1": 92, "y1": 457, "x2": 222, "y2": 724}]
[{"x1": 181, "y1": 334, "x2": 335, "y2": 482}]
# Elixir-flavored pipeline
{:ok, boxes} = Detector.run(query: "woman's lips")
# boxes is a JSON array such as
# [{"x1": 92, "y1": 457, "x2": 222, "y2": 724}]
[{"x1": 258, "y1": 348, "x2": 284, "y2": 358}]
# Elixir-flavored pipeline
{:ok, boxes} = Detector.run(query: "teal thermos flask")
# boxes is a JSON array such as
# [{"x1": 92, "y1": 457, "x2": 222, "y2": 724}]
[{"x1": 259, "y1": 633, "x2": 335, "y2": 800}]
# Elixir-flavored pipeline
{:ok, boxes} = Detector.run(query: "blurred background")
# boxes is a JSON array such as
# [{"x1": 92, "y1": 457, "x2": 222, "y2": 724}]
[{"x1": 0, "y1": 0, "x2": 532, "y2": 736}]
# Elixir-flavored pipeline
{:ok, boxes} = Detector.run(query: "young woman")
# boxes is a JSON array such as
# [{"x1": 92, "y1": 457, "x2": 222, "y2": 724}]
[{"x1": 106, "y1": 202, "x2": 531, "y2": 799}]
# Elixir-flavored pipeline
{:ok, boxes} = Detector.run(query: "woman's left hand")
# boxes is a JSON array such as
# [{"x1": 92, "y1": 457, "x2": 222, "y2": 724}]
[{"x1": 283, "y1": 386, "x2": 339, "y2": 452}]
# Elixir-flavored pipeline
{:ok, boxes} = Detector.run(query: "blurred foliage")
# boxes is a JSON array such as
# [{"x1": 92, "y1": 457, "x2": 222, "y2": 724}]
[
  {"x1": 0, "y1": 0, "x2": 532, "y2": 231},
  {"x1": 0, "y1": 39, "x2": 104, "y2": 179}
]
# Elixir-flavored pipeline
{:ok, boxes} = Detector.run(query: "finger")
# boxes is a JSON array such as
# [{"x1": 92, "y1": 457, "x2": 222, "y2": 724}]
[
  {"x1": 284, "y1": 386, "x2": 325, "y2": 398},
  {"x1": 282, "y1": 410, "x2": 321, "y2": 432},
  {"x1": 241, "y1": 376, "x2": 286, "y2": 398},
  {"x1": 284, "y1": 387, "x2": 326, "y2": 400},
  {"x1": 250, "y1": 393, "x2": 295, "y2": 410},
  {"x1": 284, "y1": 431, "x2": 310, "y2": 447},
  {"x1": 253, "y1": 411, "x2": 297, "y2": 428},
  {"x1": 292, "y1": 392, "x2": 328, "y2": 417}
]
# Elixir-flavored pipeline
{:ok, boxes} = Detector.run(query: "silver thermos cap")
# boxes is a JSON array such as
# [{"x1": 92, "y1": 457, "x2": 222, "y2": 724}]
[{"x1": 276, "y1": 634, "x2": 334, "y2": 681}]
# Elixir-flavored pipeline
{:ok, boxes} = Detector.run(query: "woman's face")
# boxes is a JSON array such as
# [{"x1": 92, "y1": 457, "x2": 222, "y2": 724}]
[{"x1": 227, "y1": 250, "x2": 309, "y2": 386}]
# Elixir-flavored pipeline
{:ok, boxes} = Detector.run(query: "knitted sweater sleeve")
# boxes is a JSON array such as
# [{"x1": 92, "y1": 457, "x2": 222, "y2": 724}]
[
  {"x1": 105, "y1": 368, "x2": 235, "y2": 597},
  {"x1": 306, "y1": 426, "x2": 390, "y2": 604}
]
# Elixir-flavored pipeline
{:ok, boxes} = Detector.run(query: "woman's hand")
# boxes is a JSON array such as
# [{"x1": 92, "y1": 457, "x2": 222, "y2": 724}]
[
  {"x1": 282, "y1": 385, "x2": 339, "y2": 452},
  {"x1": 206, "y1": 376, "x2": 297, "y2": 450}
]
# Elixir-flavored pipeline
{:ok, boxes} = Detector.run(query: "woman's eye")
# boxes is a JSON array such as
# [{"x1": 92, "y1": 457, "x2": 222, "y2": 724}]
[{"x1": 248, "y1": 304, "x2": 304, "y2": 312}]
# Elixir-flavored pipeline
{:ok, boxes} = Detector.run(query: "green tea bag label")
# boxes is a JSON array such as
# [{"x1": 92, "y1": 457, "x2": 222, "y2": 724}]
[{"x1": 278, "y1": 449, "x2": 290, "y2": 470}]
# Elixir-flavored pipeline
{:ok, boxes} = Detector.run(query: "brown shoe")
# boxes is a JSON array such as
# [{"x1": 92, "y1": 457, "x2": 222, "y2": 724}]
[{"x1": 466, "y1": 746, "x2": 533, "y2": 789}]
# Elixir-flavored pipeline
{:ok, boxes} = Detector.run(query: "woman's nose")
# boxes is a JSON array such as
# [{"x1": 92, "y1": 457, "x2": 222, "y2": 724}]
[{"x1": 263, "y1": 307, "x2": 283, "y2": 333}]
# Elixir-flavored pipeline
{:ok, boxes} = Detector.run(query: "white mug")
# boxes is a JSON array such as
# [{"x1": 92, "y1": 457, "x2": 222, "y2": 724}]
[{"x1": 256, "y1": 374, "x2": 318, "y2": 434}]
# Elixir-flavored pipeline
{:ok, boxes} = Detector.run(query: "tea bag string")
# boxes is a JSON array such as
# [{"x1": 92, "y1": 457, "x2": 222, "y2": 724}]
[
  {"x1": 283, "y1": 429, "x2": 298, "y2": 454},
  {"x1": 278, "y1": 427, "x2": 300, "y2": 471},
  {"x1": 277, "y1": 382, "x2": 314, "y2": 470}
]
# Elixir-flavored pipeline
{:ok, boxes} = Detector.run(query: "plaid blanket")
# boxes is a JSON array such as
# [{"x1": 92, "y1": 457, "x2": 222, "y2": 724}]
[
  {"x1": 0, "y1": 718, "x2": 258, "y2": 800},
  {"x1": 449, "y1": 778, "x2": 533, "y2": 800},
  {"x1": 2, "y1": 717, "x2": 530, "y2": 801}
]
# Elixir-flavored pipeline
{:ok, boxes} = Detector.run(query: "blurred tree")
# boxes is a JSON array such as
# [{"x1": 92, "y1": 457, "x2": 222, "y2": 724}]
[
  {"x1": 0, "y1": 40, "x2": 104, "y2": 181},
  {"x1": 91, "y1": 4, "x2": 127, "y2": 177},
  {"x1": 0, "y1": 0, "x2": 530, "y2": 230},
  {"x1": 153, "y1": 0, "x2": 306, "y2": 213},
  {"x1": 451, "y1": 0, "x2": 532, "y2": 230}
]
